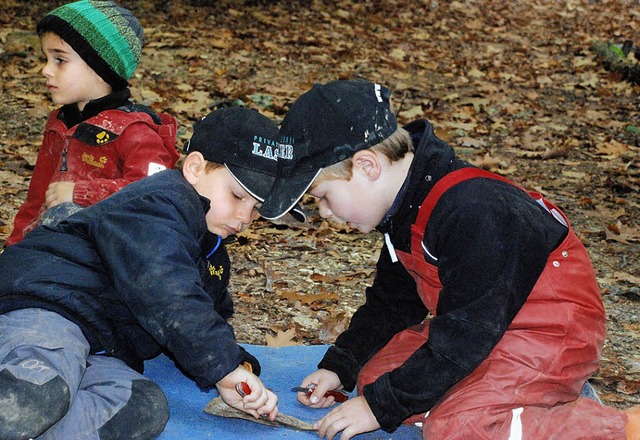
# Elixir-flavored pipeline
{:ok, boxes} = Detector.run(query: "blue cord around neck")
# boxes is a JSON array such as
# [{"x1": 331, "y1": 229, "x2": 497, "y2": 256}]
[{"x1": 206, "y1": 235, "x2": 222, "y2": 259}]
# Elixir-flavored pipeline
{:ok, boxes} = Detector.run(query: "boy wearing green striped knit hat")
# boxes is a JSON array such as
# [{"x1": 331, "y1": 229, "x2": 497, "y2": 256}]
[
  {"x1": 37, "y1": 0, "x2": 143, "y2": 92},
  {"x1": 5, "y1": 0, "x2": 179, "y2": 247}
]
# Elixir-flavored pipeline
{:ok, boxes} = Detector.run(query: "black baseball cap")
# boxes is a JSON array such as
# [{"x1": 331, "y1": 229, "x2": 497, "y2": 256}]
[
  {"x1": 259, "y1": 79, "x2": 397, "y2": 220},
  {"x1": 185, "y1": 107, "x2": 305, "y2": 222}
]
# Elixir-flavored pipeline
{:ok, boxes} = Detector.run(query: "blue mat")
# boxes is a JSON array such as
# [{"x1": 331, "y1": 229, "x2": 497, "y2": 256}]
[{"x1": 146, "y1": 344, "x2": 422, "y2": 439}]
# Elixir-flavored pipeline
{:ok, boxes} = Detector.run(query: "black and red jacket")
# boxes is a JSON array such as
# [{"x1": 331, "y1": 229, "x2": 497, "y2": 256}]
[{"x1": 318, "y1": 119, "x2": 570, "y2": 430}]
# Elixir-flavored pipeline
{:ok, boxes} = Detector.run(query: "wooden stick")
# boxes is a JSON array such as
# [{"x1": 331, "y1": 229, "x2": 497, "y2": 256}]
[{"x1": 204, "y1": 397, "x2": 317, "y2": 431}]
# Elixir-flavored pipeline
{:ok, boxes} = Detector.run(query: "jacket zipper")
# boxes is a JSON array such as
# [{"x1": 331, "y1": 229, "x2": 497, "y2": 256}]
[{"x1": 61, "y1": 138, "x2": 69, "y2": 172}]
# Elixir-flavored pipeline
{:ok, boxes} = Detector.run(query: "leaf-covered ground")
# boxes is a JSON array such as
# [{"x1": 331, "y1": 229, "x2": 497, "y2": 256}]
[{"x1": 1, "y1": 0, "x2": 639, "y2": 408}]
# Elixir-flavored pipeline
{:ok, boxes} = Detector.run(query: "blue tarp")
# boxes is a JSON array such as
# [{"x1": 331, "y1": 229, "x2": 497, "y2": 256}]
[{"x1": 146, "y1": 344, "x2": 422, "y2": 439}]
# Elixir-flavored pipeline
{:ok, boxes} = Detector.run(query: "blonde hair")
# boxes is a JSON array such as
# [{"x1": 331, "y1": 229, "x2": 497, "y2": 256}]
[{"x1": 315, "y1": 127, "x2": 413, "y2": 182}]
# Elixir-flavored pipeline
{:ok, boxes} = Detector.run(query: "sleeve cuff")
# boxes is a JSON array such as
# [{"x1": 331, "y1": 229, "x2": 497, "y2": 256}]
[
  {"x1": 72, "y1": 181, "x2": 92, "y2": 206},
  {"x1": 317, "y1": 345, "x2": 361, "y2": 392},
  {"x1": 363, "y1": 373, "x2": 406, "y2": 432}
]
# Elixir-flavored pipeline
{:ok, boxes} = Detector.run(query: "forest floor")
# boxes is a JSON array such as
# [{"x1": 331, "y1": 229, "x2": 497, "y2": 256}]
[{"x1": 0, "y1": 0, "x2": 639, "y2": 409}]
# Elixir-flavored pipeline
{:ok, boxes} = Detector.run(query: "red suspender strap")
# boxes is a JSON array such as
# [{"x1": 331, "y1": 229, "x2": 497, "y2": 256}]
[{"x1": 414, "y1": 168, "x2": 522, "y2": 233}]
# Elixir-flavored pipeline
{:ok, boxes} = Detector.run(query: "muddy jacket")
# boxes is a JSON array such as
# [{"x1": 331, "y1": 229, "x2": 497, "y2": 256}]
[
  {"x1": 0, "y1": 169, "x2": 250, "y2": 390},
  {"x1": 6, "y1": 90, "x2": 179, "y2": 246},
  {"x1": 318, "y1": 119, "x2": 570, "y2": 431}
]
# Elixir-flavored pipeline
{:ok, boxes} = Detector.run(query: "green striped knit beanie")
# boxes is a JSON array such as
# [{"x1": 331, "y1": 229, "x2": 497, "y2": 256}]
[{"x1": 37, "y1": 0, "x2": 143, "y2": 91}]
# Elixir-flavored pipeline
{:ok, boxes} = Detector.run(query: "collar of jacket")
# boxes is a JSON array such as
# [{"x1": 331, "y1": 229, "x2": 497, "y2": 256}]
[
  {"x1": 198, "y1": 194, "x2": 212, "y2": 217},
  {"x1": 376, "y1": 119, "x2": 456, "y2": 235},
  {"x1": 58, "y1": 88, "x2": 132, "y2": 128}
]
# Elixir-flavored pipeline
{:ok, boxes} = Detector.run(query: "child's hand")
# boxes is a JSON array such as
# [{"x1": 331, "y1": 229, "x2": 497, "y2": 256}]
[
  {"x1": 45, "y1": 181, "x2": 75, "y2": 208},
  {"x1": 296, "y1": 369, "x2": 343, "y2": 408},
  {"x1": 216, "y1": 366, "x2": 279, "y2": 421},
  {"x1": 314, "y1": 396, "x2": 380, "y2": 440}
]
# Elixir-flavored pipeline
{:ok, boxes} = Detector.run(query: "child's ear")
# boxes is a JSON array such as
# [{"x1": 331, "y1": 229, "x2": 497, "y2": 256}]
[
  {"x1": 182, "y1": 152, "x2": 206, "y2": 184},
  {"x1": 353, "y1": 150, "x2": 381, "y2": 180}
]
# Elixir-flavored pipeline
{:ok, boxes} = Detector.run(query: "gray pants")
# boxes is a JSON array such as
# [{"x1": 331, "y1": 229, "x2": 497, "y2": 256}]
[{"x1": 0, "y1": 308, "x2": 169, "y2": 440}]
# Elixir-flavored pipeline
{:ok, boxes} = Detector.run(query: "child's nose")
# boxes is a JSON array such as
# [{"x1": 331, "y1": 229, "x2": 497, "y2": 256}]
[
  {"x1": 42, "y1": 62, "x2": 52, "y2": 77},
  {"x1": 239, "y1": 205, "x2": 255, "y2": 224}
]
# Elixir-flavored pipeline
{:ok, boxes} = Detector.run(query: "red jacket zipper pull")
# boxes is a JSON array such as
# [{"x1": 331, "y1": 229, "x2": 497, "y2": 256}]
[{"x1": 61, "y1": 148, "x2": 68, "y2": 172}]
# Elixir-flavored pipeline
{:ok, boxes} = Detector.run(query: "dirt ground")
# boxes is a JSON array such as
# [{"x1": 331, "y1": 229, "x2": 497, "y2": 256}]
[{"x1": 0, "y1": 0, "x2": 639, "y2": 409}]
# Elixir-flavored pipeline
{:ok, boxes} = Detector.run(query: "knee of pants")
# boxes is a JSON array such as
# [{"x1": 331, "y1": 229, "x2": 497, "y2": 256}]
[
  {"x1": 98, "y1": 379, "x2": 169, "y2": 440},
  {"x1": 0, "y1": 369, "x2": 70, "y2": 440}
]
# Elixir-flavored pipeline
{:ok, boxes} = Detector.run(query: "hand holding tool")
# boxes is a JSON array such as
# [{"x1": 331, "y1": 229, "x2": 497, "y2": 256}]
[
  {"x1": 235, "y1": 381, "x2": 269, "y2": 418},
  {"x1": 235, "y1": 381, "x2": 251, "y2": 397},
  {"x1": 291, "y1": 384, "x2": 349, "y2": 402}
]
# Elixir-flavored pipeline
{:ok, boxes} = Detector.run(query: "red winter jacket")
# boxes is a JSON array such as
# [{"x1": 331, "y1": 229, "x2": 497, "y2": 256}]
[{"x1": 6, "y1": 107, "x2": 179, "y2": 246}]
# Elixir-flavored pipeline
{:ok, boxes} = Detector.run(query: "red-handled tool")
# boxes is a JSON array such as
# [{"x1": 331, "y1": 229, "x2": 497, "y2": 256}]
[
  {"x1": 235, "y1": 381, "x2": 270, "y2": 418},
  {"x1": 291, "y1": 385, "x2": 349, "y2": 402},
  {"x1": 235, "y1": 381, "x2": 251, "y2": 397}
]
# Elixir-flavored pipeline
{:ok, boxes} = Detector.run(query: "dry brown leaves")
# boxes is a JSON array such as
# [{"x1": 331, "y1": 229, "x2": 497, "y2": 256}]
[{"x1": 0, "y1": 0, "x2": 639, "y2": 408}]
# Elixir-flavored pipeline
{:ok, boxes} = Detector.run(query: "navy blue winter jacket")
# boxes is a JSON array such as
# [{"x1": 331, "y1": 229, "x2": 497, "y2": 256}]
[{"x1": 0, "y1": 169, "x2": 250, "y2": 390}]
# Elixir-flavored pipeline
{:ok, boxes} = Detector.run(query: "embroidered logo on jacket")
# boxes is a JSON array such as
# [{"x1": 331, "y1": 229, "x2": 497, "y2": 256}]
[
  {"x1": 96, "y1": 131, "x2": 110, "y2": 144},
  {"x1": 82, "y1": 153, "x2": 108, "y2": 168},
  {"x1": 73, "y1": 123, "x2": 118, "y2": 146},
  {"x1": 209, "y1": 263, "x2": 224, "y2": 280}
]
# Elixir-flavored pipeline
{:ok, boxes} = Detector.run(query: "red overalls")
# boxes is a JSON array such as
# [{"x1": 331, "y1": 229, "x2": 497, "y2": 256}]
[{"x1": 358, "y1": 168, "x2": 627, "y2": 439}]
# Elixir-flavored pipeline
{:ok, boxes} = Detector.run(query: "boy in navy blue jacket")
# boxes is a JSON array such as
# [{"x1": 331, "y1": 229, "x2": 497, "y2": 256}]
[{"x1": 0, "y1": 107, "x2": 301, "y2": 439}]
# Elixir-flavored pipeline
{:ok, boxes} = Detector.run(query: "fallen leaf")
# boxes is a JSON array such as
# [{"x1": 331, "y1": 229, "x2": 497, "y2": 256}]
[{"x1": 265, "y1": 328, "x2": 297, "y2": 347}]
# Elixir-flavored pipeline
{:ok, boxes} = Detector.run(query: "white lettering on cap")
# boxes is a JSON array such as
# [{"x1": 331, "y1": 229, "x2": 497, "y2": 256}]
[
  {"x1": 253, "y1": 141, "x2": 293, "y2": 161},
  {"x1": 253, "y1": 141, "x2": 276, "y2": 160},
  {"x1": 374, "y1": 83, "x2": 383, "y2": 102}
]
